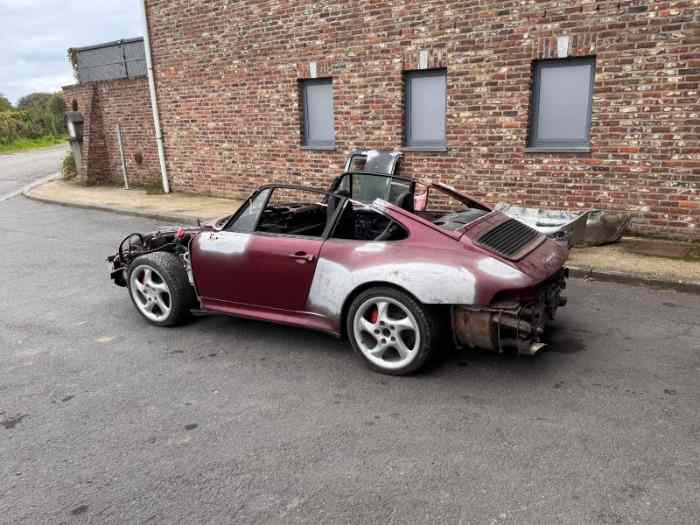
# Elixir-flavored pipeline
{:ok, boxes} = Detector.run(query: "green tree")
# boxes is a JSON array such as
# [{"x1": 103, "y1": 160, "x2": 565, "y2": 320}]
[
  {"x1": 15, "y1": 92, "x2": 66, "y2": 137},
  {"x1": 46, "y1": 93, "x2": 66, "y2": 136},
  {"x1": 0, "y1": 94, "x2": 12, "y2": 112},
  {"x1": 16, "y1": 92, "x2": 53, "y2": 110},
  {"x1": 0, "y1": 91, "x2": 66, "y2": 144}
]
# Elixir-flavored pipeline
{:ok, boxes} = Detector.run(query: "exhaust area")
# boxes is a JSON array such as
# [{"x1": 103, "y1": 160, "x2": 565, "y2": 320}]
[
  {"x1": 453, "y1": 270, "x2": 567, "y2": 355},
  {"x1": 453, "y1": 307, "x2": 547, "y2": 355}
]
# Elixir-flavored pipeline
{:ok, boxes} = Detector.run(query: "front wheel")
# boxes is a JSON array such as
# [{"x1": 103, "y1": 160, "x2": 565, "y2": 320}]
[
  {"x1": 347, "y1": 287, "x2": 437, "y2": 375},
  {"x1": 127, "y1": 252, "x2": 195, "y2": 326}
]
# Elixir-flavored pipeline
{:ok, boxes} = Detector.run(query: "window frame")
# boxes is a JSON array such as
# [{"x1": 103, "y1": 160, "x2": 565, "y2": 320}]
[
  {"x1": 527, "y1": 57, "x2": 596, "y2": 153},
  {"x1": 332, "y1": 171, "x2": 416, "y2": 207},
  {"x1": 327, "y1": 199, "x2": 409, "y2": 243},
  {"x1": 225, "y1": 185, "x2": 347, "y2": 240},
  {"x1": 224, "y1": 183, "x2": 411, "y2": 243},
  {"x1": 223, "y1": 188, "x2": 272, "y2": 233},
  {"x1": 300, "y1": 78, "x2": 336, "y2": 151},
  {"x1": 403, "y1": 68, "x2": 448, "y2": 152}
]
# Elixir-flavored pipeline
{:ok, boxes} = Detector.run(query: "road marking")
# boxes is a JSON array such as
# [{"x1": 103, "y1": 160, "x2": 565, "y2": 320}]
[{"x1": 0, "y1": 172, "x2": 61, "y2": 203}]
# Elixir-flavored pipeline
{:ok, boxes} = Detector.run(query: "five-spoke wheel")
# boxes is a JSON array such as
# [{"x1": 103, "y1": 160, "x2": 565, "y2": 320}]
[
  {"x1": 127, "y1": 252, "x2": 195, "y2": 326},
  {"x1": 347, "y1": 287, "x2": 436, "y2": 375},
  {"x1": 130, "y1": 266, "x2": 172, "y2": 322}
]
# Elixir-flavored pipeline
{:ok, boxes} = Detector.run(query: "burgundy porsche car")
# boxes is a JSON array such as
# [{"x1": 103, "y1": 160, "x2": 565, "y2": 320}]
[{"x1": 108, "y1": 150, "x2": 569, "y2": 375}]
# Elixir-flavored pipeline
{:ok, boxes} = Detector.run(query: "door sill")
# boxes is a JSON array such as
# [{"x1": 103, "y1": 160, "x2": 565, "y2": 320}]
[{"x1": 200, "y1": 298, "x2": 340, "y2": 336}]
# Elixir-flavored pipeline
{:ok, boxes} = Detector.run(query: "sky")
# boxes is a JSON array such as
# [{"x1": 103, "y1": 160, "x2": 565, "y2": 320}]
[{"x1": 0, "y1": 0, "x2": 142, "y2": 105}]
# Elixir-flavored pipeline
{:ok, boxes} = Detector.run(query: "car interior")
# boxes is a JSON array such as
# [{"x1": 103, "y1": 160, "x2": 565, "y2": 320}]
[
  {"x1": 332, "y1": 172, "x2": 489, "y2": 232},
  {"x1": 228, "y1": 173, "x2": 489, "y2": 240},
  {"x1": 250, "y1": 186, "x2": 407, "y2": 242},
  {"x1": 256, "y1": 201, "x2": 328, "y2": 237},
  {"x1": 331, "y1": 201, "x2": 408, "y2": 241},
  {"x1": 413, "y1": 186, "x2": 489, "y2": 231}
]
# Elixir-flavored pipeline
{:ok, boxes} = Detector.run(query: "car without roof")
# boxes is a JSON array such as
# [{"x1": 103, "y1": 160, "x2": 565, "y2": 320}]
[{"x1": 108, "y1": 150, "x2": 569, "y2": 375}]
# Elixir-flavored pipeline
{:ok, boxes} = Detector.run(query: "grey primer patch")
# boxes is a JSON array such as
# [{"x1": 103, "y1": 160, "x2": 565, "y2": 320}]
[
  {"x1": 1, "y1": 414, "x2": 28, "y2": 430},
  {"x1": 307, "y1": 256, "x2": 477, "y2": 320}
]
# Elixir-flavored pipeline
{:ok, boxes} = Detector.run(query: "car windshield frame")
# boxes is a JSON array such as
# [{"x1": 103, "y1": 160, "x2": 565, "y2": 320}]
[{"x1": 331, "y1": 171, "x2": 416, "y2": 206}]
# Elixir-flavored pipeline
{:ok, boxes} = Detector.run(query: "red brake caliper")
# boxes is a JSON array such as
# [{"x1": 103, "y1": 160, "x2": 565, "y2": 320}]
[{"x1": 370, "y1": 306, "x2": 379, "y2": 325}]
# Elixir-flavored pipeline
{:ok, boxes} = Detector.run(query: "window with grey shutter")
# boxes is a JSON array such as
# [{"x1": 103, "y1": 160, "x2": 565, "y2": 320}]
[
  {"x1": 301, "y1": 79, "x2": 335, "y2": 149},
  {"x1": 404, "y1": 69, "x2": 447, "y2": 150},
  {"x1": 528, "y1": 58, "x2": 596, "y2": 151}
]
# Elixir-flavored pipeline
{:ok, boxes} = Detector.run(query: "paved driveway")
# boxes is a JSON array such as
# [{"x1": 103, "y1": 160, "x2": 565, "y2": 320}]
[
  {"x1": 1, "y1": 196, "x2": 699, "y2": 524},
  {"x1": 0, "y1": 144, "x2": 67, "y2": 199}
]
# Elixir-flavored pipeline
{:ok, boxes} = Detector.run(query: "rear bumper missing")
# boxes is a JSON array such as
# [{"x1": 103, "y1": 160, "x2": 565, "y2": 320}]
[{"x1": 453, "y1": 268, "x2": 568, "y2": 355}]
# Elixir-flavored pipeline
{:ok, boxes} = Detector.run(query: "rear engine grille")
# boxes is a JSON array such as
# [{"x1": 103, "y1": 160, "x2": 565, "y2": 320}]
[{"x1": 476, "y1": 219, "x2": 541, "y2": 259}]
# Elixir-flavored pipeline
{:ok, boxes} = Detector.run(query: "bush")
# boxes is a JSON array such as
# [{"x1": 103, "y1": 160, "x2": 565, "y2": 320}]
[
  {"x1": 0, "y1": 92, "x2": 66, "y2": 145},
  {"x1": 0, "y1": 111, "x2": 34, "y2": 144},
  {"x1": 62, "y1": 151, "x2": 77, "y2": 180}
]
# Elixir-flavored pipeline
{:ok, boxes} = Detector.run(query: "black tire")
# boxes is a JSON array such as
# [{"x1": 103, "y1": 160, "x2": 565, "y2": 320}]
[
  {"x1": 346, "y1": 286, "x2": 438, "y2": 376},
  {"x1": 126, "y1": 252, "x2": 196, "y2": 327}
]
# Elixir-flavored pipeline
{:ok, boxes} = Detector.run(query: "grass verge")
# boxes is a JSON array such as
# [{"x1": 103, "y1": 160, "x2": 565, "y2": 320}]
[{"x1": 0, "y1": 135, "x2": 67, "y2": 154}]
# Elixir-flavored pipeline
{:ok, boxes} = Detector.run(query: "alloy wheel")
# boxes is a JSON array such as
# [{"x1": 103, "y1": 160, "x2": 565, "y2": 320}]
[
  {"x1": 129, "y1": 265, "x2": 172, "y2": 322},
  {"x1": 352, "y1": 296, "x2": 421, "y2": 371}
]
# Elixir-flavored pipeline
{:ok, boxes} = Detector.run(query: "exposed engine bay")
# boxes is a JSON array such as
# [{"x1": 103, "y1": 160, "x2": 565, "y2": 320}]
[{"x1": 108, "y1": 227, "x2": 198, "y2": 287}]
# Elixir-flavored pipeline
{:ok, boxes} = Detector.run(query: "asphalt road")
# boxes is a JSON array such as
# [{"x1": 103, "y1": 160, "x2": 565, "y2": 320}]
[
  {"x1": 1, "y1": 195, "x2": 699, "y2": 524},
  {"x1": 0, "y1": 145, "x2": 67, "y2": 199}
]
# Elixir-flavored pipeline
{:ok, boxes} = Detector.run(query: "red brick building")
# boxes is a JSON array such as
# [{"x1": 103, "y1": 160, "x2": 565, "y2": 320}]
[
  {"x1": 73, "y1": 1, "x2": 700, "y2": 239},
  {"x1": 62, "y1": 38, "x2": 161, "y2": 187},
  {"x1": 63, "y1": 77, "x2": 160, "y2": 187}
]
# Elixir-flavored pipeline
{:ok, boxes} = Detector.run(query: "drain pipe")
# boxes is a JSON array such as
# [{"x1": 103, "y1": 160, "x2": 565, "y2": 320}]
[{"x1": 140, "y1": 0, "x2": 170, "y2": 193}]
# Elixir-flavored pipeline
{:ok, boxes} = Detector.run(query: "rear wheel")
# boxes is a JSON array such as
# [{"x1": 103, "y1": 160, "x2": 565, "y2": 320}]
[
  {"x1": 127, "y1": 252, "x2": 195, "y2": 326},
  {"x1": 347, "y1": 287, "x2": 437, "y2": 375}
]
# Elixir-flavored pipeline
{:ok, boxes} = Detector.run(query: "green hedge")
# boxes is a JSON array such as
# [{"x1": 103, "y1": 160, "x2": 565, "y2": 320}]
[{"x1": 0, "y1": 93, "x2": 66, "y2": 145}]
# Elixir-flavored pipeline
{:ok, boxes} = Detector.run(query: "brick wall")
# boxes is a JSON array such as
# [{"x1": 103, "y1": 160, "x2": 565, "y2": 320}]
[
  {"x1": 62, "y1": 84, "x2": 101, "y2": 182},
  {"x1": 63, "y1": 78, "x2": 160, "y2": 187},
  {"x1": 146, "y1": 0, "x2": 699, "y2": 239}
]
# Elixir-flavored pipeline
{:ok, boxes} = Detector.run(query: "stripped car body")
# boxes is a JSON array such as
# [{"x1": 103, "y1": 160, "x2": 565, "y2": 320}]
[{"x1": 108, "y1": 150, "x2": 570, "y2": 374}]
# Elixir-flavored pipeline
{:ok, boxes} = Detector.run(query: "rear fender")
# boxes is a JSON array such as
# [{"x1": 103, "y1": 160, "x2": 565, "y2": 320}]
[{"x1": 305, "y1": 237, "x2": 536, "y2": 326}]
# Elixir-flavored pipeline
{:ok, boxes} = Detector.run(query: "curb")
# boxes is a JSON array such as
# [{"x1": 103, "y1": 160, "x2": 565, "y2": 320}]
[
  {"x1": 568, "y1": 266, "x2": 700, "y2": 295},
  {"x1": 22, "y1": 190, "x2": 205, "y2": 226},
  {"x1": 0, "y1": 172, "x2": 62, "y2": 203}
]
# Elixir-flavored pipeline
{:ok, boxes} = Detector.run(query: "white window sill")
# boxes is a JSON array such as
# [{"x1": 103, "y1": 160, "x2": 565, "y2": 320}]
[
  {"x1": 300, "y1": 145, "x2": 337, "y2": 151},
  {"x1": 525, "y1": 146, "x2": 591, "y2": 153},
  {"x1": 403, "y1": 145, "x2": 448, "y2": 153}
]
